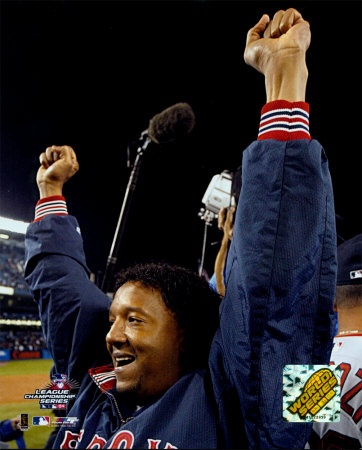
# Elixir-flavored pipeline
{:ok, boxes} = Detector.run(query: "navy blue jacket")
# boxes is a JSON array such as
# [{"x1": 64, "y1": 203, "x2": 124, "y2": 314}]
[{"x1": 25, "y1": 138, "x2": 337, "y2": 449}]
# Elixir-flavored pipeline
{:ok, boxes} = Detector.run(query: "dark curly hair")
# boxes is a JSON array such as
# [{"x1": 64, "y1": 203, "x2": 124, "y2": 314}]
[{"x1": 115, "y1": 262, "x2": 221, "y2": 371}]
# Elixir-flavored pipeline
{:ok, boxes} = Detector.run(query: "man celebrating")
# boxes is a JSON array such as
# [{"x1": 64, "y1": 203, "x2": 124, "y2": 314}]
[{"x1": 25, "y1": 8, "x2": 337, "y2": 449}]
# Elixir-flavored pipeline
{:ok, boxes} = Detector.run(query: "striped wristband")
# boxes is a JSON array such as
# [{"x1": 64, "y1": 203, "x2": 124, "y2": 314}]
[
  {"x1": 34, "y1": 196, "x2": 68, "y2": 222},
  {"x1": 257, "y1": 100, "x2": 311, "y2": 141}
]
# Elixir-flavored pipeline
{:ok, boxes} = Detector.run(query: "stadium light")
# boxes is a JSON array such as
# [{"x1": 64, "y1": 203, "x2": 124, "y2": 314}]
[
  {"x1": 0, "y1": 216, "x2": 30, "y2": 235},
  {"x1": 0, "y1": 286, "x2": 14, "y2": 295},
  {"x1": 0, "y1": 319, "x2": 41, "y2": 326}
]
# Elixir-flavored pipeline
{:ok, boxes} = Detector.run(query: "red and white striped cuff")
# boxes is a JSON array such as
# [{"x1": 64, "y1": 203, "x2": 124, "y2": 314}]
[
  {"x1": 34, "y1": 196, "x2": 68, "y2": 222},
  {"x1": 257, "y1": 100, "x2": 311, "y2": 141}
]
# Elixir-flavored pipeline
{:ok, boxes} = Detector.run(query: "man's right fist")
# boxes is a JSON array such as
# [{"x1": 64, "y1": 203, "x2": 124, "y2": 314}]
[{"x1": 36, "y1": 145, "x2": 79, "y2": 198}]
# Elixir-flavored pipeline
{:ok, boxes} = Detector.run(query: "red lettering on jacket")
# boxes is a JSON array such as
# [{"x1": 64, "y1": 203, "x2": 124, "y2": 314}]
[
  {"x1": 147, "y1": 439, "x2": 161, "y2": 449},
  {"x1": 87, "y1": 433, "x2": 107, "y2": 449},
  {"x1": 108, "y1": 430, "x2": 134, "y2": 448},
  {"x1": 87, "y1": 431, "x2": 177, "y2": 449},
  {"x1": 60, "y1": 430, "x2": 79, "y2": 449},
  {"x1": 147, "y1": 439, "x2": 177, "y2": 449}
]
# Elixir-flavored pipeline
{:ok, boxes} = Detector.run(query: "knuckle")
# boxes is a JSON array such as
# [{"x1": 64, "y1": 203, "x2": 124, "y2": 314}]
[
  {"x1": 291, "y1": 7, "x2": 301, "y2": 15},
  {"x1": 274, "y1": 9, "x2": 285, "y2": 17}
]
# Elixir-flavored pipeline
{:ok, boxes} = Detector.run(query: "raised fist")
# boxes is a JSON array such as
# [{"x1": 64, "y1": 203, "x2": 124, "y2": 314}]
[
  {"x1": 36, "y1": 145, "x2": 79, "y2": 198},
  {"x1": 244, "y1": 8, "x2": 310, "y2": 75}
]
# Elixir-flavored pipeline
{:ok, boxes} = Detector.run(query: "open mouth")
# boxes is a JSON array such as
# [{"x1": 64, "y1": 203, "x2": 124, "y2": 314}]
[{"x1": 114, "y1": 355, "x2": 136, "y2": 367}]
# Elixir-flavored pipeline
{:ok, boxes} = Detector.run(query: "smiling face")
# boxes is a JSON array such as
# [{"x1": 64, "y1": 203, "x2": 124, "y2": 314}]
[{"x1": 106, "y1": 281, "x2": 185, "y2": 402}]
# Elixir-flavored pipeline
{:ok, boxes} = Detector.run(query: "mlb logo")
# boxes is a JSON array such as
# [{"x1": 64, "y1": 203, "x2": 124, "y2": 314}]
[
  {"x1": 33, "y1": 416, "x2": 50, "y2": 426},
  {"x1": 350, "y1": 269, "x2": 362, "y2": 279}
]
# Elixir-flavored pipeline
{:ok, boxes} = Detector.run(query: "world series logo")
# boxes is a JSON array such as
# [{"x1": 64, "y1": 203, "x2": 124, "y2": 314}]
[
  {"x1": 283, "y1": 365, "x2": 341, "y2": 422},
  {"x1": 24, "y1": 373, "x2": 80, "y2": 410}
]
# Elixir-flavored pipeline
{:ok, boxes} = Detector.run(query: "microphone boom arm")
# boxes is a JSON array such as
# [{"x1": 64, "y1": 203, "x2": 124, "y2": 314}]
[{"x1": 101, "y1": 137, "x2": 151, "y2": 293}]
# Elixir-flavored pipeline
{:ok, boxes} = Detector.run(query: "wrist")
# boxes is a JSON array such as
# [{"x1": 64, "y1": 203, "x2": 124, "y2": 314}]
[
  {"x1": 38, "y1": 182, "x2": 64, "y2": 199},
  {"x1": 264, "y1": 53, "x2": 308, "y2": 102}
]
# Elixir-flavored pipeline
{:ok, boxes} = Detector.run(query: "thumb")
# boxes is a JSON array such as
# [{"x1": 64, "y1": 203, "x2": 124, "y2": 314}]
[{"x1": 246, "y1": 14, "x2": 270, "y2": 47}]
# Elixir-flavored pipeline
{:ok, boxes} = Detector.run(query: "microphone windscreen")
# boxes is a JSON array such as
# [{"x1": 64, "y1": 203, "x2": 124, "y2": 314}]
[{"x1": 148, "y1": 103, "x2": 196, "y2": 144}]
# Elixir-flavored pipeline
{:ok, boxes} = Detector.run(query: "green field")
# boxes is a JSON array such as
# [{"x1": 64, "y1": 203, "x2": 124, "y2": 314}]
[
  {"x1": 0, "y1": 359, "x2": 54, "y2": 376},
  {"x1": 0, "y1": 359, "x2": 55, "y2": 449}
]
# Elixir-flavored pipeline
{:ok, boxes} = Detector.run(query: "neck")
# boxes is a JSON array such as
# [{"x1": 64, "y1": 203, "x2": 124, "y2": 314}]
[{"x1": 337, "y1": 306, "x2": 362, "y2": 334}]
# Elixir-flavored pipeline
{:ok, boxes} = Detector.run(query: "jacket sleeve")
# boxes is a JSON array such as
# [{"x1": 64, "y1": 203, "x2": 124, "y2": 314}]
[
  {"x1": 210, "y1": 137, "x2": 337, "y2": 449},
  {"x1": 24, "y1": 215, "x2": 112, "y2": 384}
]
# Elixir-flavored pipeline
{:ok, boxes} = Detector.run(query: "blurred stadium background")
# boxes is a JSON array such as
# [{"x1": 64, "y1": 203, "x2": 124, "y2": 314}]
[
  {"x1": 0, "y1": 223, "x2": 48, "y2": 362},
  {"x1": 0, "y1": 223, "x2": 54, "y2": 449}
]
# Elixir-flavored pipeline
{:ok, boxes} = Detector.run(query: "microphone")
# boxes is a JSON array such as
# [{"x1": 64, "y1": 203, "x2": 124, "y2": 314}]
[
  {"x1": 148, "y1": 102, "x2": 196, "y2": 144},
  {"x1": 128, "y1": 103, "x2": 196, "y2": 167},
  {"x1": 102, "y1": 103, "x2": 195, "y2": 293}
]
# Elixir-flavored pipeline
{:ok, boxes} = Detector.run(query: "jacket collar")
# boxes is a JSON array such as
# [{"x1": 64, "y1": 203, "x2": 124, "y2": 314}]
[{"x1": 88, "y1": 364, "x2": 116, "y2": 392}]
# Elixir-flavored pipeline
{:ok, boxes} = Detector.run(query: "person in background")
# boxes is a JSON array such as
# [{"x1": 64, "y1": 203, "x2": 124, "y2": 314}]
[
  {"x1": 209, "y1": 164, "x2": 241, "y2": 296},
  {"x1": 0, "y1": 418, "x2": 25, "y2": 449},
  {"x1": 210, "y1": 206, "x2": 235, "y2": 297},
  {"x1": 308, "y1": 234, "x2": 362, "y2": 449}
]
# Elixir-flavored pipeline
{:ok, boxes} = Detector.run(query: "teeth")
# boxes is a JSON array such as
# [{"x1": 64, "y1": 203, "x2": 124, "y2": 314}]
[{"x1": 115, "y1": 356, "x2": 135, "y2": 366}]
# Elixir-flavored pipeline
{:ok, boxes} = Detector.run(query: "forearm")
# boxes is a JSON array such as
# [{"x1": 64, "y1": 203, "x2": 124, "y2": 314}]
[
  {"x1": 214, "y1": 235, "x2": 229, "y2": 297},
  {"x1": 27, "y1": 252, "x2": 111, "y2": 380},
  {"x1": 25, "y1": 209, "x2": 112, "y2": 380},
  {"x1": 223, "y1": 136, "x2": 336, "y2": 449},
  {"x1": 264, "y1": 52, "x2": 308, "y2": 102},
  {"x1": 217, "y1": 99, "x2": 336, "y2": 448}
]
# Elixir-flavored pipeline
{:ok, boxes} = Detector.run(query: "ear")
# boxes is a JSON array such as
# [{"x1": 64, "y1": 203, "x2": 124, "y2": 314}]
[
  {"x1": 177, "y1": 328, "x2": 186, "y2": 350},
  {"x1": 177, "y1": 330, "x2": 189, "y2": 374}
]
